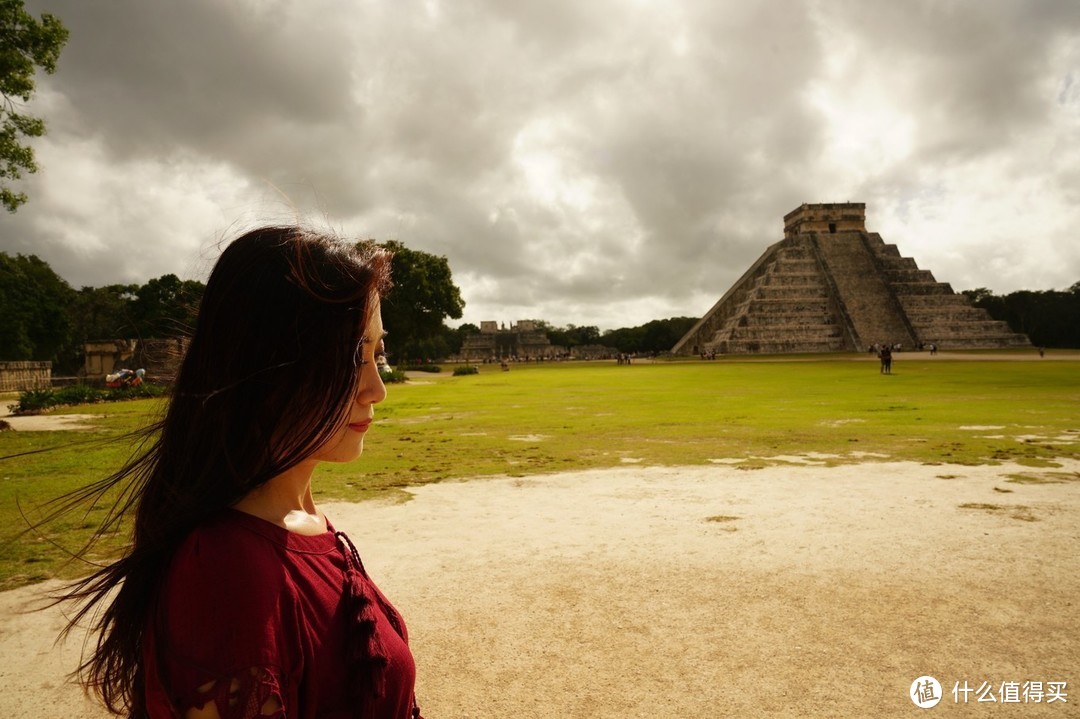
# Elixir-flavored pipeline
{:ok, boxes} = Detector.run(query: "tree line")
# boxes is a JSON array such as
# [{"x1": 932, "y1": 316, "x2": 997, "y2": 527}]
[
  {"x1": 6, "y1": 243, "x2": 1075, "y2": 377},
  {"x1": 534, "y1": 318, "x2": 699, "y2": 355},
  {"x1": 0, "y1": 252, "x2": 204, "y2": 373},
  {"x1": 0, "y1": 242, "x2": 467, "y2": 375},
  {"x1": 962, "y1": 283, "x2": 1080, "y2": 349}
]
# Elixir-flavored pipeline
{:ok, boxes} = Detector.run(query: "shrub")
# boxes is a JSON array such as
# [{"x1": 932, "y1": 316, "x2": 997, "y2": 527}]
[
  {"x1": 105, "y1": 384, "x2": 169, "y2": 401},
  {"x1": 402, "y1": 364, "x2": 442, "y2": 373},
  {"x1": 452, "y1": 365, "x2": 479, "y2": 376},
  {"x1": 9, "y1": 382, "x2": 170, "y2": 414},
  {"x1": 54, "y1": 384, "x2": 103, "y2": 406},
  {"x1": 379, "y1": 365, "x2": 408, "y2": 384},
  {"x1": 9, "y1": 388, "x2": 54, "y2": 413}
]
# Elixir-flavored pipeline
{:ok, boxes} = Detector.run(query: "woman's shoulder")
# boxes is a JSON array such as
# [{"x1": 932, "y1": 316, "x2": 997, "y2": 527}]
[
  {"x1": 167, "y1": 510, "x2": 293, "y2": 595},
  {"x1": 167, "y1": 509, "x2": 341, "y2": 595},
  {"x1": 176, "y1": 508, "x2": 275, "y2": 555},
  {"x1": 155, "y1": 512, "x2": 311, "y2": 697}
]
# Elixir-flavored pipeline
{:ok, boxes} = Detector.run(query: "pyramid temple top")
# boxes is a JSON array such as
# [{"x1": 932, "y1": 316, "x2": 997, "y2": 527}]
[{"x1": 783, "y1": 202, "x2": 866, "y2": 238}]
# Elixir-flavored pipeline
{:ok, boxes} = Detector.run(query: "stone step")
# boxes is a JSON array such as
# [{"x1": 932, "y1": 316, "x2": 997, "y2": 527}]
[
  {"x1": 910, "y1": 320, "x2": 1019, "y2": 335},
  {"x1": 776, "y1": 248, "x2": 815, "y2": 261},
  {"x1": 883, "y1": 269, "x2": 936, "y2": 283},
  {"x1": 744, "y1": 299, "x2": 832, "y2": 314},
  {"x1": 767, "y1": 268, "x2": 823, "y2": 278},
  {"x1": 890, "y1": 282, "x2": 955, "y2": 295},
  {"x1": 725, "y1": 326, "x2": 844, "y2": 341},
  {"x1": 738, "y1": 313, "x2": 838, "y2": 326},
  {"x1": 761, "y1": 276, "x2": 828, "y2": 287},
  {"x1": 717, "y1": 316, "x2": 840, "y2": 331},
  {"x1": 772, "y1": 260, "x2": 819, "y2": 273},
  {"x1": 709, "y1": 338, "x2": 848, "y2": 354},
  {"x1": 905, "y1": 307, "x2": 993, "y2": 322},
  {"x1": 899, "y1": 295, "x2": 973, "y2": 309},
  {"x1": 871, "y1": 242, "x2": 903, "y2": 259},
  {"x1": 915, "y1": 335, "x2": 1032, "y2": 348},
  {"x1": 754, "y1": 286, "x2": 830, "y2": 299},
  {"x1": 875, "y1": 256, "x2": 919, "y2": 271}
]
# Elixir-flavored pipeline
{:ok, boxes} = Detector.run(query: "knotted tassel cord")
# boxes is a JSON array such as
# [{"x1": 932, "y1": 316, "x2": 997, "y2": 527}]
[{"x1": 335, "y1": 532, "x2": 422, "y2": 719}]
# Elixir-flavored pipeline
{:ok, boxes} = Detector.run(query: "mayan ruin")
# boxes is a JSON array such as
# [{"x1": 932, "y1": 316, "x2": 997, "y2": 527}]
[
  {"x1": 459, "y1": 320, "x2": 557, "y2": 361},
  {"x1": 673, "y1": 203, "x2": 1032, "y2": 355}
]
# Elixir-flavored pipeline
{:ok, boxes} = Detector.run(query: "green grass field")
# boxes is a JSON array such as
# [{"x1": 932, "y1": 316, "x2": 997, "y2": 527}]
[{"x1": 2, "y1": 354, "x2": 1078, "y2": 589}]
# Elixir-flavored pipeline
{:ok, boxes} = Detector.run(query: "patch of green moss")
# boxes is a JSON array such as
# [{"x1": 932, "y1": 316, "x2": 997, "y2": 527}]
[{"x1": 1014, "y1": 457, "x2": 1064, "y2": 468}]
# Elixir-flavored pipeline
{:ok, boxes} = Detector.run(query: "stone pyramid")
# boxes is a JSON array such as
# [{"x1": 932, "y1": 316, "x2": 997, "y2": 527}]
[{"x1": 672, "y1": 203, "x2": 1031, "y2": 355}]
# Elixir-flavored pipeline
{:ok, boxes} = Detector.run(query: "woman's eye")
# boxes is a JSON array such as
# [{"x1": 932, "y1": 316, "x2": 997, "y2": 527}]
[{"x1": 358, "y1": 350, "x2": 388, "y2": 367}]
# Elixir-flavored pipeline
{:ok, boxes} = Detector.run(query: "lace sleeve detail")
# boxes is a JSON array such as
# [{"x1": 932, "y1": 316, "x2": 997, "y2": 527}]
[{"x1": 177, "y1": 666, "x2": 285, "y2": 719}]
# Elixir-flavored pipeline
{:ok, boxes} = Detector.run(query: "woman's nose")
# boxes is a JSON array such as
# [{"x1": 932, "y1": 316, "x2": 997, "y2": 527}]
[{"x1": 357, "y1": 363, "x2": 387, "y2": 405}]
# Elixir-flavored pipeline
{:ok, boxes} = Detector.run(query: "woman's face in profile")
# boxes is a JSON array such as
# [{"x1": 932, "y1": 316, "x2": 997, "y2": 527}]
[{"x1": 308, "y1": 303, "x2": 388, "y2": 465}]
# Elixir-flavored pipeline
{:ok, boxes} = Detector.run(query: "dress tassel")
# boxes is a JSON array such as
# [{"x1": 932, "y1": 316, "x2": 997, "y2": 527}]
[{"x1": 336, "y1": 532, "x2": 390, "y2": 714}]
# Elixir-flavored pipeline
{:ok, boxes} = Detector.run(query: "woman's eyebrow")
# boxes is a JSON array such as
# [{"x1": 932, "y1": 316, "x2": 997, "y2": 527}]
[{"x1": 360, "y1": 331, "x2": 389, "y2": 343}]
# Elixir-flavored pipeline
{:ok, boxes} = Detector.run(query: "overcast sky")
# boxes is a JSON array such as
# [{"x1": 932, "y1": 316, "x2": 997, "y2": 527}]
[{"x1": 5, "y1": 0, "x2": 1080, "y2": 331}]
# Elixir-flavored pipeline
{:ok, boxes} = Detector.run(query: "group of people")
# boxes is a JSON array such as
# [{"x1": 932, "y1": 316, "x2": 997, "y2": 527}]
[
  {"x1": 878, "y1": 344, "x2": 893, "y2": 374},
  {"x1": 104, "y1": 367, "x2": 145, "y2": 388},
  {"x1": 868, "y1": 343, "x2": 900, "y2": 374}
]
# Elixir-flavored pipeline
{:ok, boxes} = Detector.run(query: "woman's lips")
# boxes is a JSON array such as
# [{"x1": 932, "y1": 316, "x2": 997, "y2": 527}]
[{"x1": 348, "y1": 420, "x2": 372, "y2": 433}]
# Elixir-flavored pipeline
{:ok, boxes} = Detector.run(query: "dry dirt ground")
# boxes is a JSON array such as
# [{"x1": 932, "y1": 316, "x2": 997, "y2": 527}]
[
  {"x1": 2, "y1": 459, "x2": 1077, "y2": 718},
  {"x1": 0, "y1": 413, "x2": 106, "y2": 431}
]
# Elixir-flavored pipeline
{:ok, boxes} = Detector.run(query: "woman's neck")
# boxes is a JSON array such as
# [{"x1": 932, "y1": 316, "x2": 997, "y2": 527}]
[{"x1": 233, "y1": 460, "x2": 327, "y2": 535}]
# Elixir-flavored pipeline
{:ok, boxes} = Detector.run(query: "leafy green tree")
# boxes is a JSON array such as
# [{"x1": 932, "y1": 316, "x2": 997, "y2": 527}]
[
  {"x1": 0, "y1": 0, "x2": 69, "y2": 212},
  {"x1": 542, "y1": 323, "x2": 600, "y2": 349},
  {"x1": 601, "y1": 325, "x2": 644, "y2": 353},
  {"x1": 72, "y1": 284, "x2": 139, "y2": 340},
  {"x1": 961, "y1": 287, "x2": 995, "y2": 303},
  {"x1": 602, "y1": 317, "x2": 698, "y2": 354},
  {"x1": 420, "y1": 322, "x2": 480, "y2": 360},
  {"x1": 452, "y1": 322, "x2": 479, "y2": 355},
  {"x1": 966, "y1": 284, "x2": 1080, "y2": 349},
  {"x1": 569, "y1": 324, "x2": 600, "y2": 346},
  {"x1": 359, "y1": 240, "x2": 464, "y2": 363},
  {"x1": 640, "y1": 317, "x2": 697, "y2": 353},
  {"x1": 0, "y1": 251, "x2": 74, "y2": 363},
  {"x1": 129, "y1": 274, "x2": 204, "y2": 338}
]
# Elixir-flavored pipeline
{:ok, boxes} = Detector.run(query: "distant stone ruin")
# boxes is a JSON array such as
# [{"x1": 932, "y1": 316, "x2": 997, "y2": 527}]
[
  {"x1": 0, "y1": 361, "x2": 51, "y2": 392},
  {"x1": 460, "y1": 320, "x2": 557, "y2": 361},
  {"x1": 672, "y1": 203, "x2": 1031, "y2": 355},
  {"x1": 83, "y1": 337, "x2": 189, "y2": 382}
]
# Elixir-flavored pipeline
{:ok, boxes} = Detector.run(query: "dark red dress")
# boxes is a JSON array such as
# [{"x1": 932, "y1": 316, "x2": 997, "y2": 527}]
[{"x1": 143, "y1": 509, "x2": 419, "y2": 719}]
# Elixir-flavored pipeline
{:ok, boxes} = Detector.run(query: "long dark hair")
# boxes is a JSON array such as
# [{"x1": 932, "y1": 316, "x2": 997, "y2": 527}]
[{"x1": 57, "y1": 226, "x2": 392, "y2": 716}]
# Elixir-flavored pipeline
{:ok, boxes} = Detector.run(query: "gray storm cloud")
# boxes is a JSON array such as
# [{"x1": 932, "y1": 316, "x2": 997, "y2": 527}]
[{"x1": 5, "y1": 0, "x2": 1079, "y2": 329}]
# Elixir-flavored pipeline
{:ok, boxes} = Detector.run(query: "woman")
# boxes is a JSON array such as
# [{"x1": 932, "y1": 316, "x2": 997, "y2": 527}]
[{"x1": 61, "y1": 226, "x2": 421, "y2": 718}]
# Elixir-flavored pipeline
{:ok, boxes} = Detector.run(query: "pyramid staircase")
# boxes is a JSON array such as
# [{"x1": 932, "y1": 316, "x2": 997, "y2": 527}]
[{"x1": 673, "y1": 204, "x2": 1030, "y2": 355}]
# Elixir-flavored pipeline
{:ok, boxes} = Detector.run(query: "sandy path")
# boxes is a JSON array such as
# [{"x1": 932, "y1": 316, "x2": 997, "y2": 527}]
[
  {"x1": 2, "y1": 460, "x2": 1077, "y2": 717},
  {"x1": 0, "y1": 413, "x2": 106, "y2": 431}
]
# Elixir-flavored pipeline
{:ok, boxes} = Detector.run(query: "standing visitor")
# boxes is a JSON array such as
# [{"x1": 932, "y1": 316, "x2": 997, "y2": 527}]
[{"x1": 56, "y1": 227, "x2": 422, "y2": 718}]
